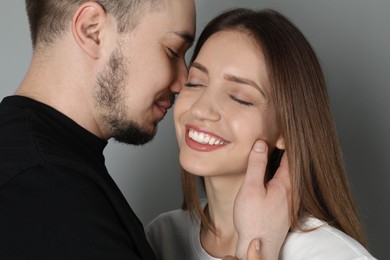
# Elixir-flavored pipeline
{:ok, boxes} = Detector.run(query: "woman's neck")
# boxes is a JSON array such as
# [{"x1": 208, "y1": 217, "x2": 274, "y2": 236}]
[{"x1": 201, "y1": 174, "x2": 244, "y2": 257}]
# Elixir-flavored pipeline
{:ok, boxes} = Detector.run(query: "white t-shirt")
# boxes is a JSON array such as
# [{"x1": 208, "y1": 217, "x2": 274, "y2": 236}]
[{"x1": 145, "y1": 207, "x2": 377, "y2": 260}]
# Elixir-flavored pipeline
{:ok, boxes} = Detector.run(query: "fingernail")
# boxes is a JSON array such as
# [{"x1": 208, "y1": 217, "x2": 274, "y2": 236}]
[
  {"x1": 255, "y1": 239, "x2": 261, "y2": 252},
  {"x1": 254, "y1": 142, "x2": 266, "y2": 153}
]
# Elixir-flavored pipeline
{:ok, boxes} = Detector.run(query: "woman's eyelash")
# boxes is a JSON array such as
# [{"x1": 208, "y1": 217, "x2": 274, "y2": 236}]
[
  {"x1": 184, "y1": 82, "x2": 201, "y2": 87},
  {"x1": 229, "y1": 95, "x2": 253, "y2": 106}
]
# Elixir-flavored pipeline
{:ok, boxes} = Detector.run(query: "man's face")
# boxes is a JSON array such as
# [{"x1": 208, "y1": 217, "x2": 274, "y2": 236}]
[{"x1": 95, "y1": 0, "x2": 195, "y2": 145}]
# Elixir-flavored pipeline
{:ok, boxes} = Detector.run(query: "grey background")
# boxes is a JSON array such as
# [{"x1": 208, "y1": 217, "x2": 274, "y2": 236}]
[{"x1": 0, "y1": 1, "x2": 388, "y2": 258}]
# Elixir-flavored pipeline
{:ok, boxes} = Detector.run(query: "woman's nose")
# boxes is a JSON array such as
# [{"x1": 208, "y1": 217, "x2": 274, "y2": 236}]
[{"x1": 190, "y1": 90, "x2": 221, "y2": 122}]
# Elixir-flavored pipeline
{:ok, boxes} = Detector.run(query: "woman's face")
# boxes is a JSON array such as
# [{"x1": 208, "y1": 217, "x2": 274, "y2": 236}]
[{"x1": 174, "y1": 30, "x2": 284, "y2": 177}]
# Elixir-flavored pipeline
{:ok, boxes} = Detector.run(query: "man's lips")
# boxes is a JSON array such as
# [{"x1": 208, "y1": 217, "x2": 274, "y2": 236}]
[
  {"x1": 155, "y1": 93, "x2": 175, "y2": 115},
  {"x1": 155, "y1": 101, "x2": 170, "y2": 116}
]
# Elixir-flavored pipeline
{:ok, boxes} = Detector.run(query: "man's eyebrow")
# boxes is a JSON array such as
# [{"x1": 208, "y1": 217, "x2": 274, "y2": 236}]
[
  {"x1": 174, "y1": 31, "x2": 194, "y2": 46},
  {"x1": 191, "y1": 62, "x2": 209, "y2": 74},
  {"x1": 224, "y1": 74, "x2": 266, "y2": 98}
]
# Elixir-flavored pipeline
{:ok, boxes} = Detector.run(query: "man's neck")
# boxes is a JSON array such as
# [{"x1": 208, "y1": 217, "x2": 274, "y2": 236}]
[{"x1": 15, "y1": 48, "x2": 106, "y2": 140}]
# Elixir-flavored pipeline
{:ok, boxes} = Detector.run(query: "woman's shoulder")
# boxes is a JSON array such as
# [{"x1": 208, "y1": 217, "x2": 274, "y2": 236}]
[
  {"x1": 145, "y1": 209, "x2": 197, "y2": 239},
  {"x1": 146, "y1": 199, "x2": 207, "y2": 233},
  {"x1": 281, "y1": 217, "x2": 376, "y2": 260},
  {"x1": 145, "y1": 208, "x2": 200, "y2": 260}
]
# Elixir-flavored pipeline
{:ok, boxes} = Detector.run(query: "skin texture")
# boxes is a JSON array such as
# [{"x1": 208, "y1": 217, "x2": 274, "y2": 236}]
[
  {"x1": 175, "y1": 31, "x2": 291, "y2": 259},
  {"x1": 16, "y1": 0, "x2": 196, "y2": 144},
  {"x1": 175, "y1": 31, "x2": 284, "y2": 177},
  {"x1": 234, "y1": 142, "x2": 291, "y2": 259},
  {"x1": 92, "y1": 0, "x2": 196, "y2": 144},
  {"x1": 16, "y1": 1, "x2": 290, "y2": 258}
]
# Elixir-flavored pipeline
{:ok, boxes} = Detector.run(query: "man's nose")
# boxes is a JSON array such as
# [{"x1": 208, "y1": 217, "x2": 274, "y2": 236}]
[{"x1": 169, "y1": 59, "x2": 188, "y2": 94}]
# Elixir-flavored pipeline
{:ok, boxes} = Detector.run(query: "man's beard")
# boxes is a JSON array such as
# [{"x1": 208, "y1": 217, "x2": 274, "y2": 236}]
[{"x1": 95, "y1": 46, "x2": 157, "y2": 145}]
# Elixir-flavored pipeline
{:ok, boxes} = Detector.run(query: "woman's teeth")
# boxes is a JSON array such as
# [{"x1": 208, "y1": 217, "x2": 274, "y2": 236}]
[{"x1": 188, "y1": 129, "x2": 226, "y2": 145}]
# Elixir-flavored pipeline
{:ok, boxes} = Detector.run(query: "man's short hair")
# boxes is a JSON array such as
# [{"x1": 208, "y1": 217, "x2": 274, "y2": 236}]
[{"x1": 25, "y1": 0, "x2": 161, "y2": 48}]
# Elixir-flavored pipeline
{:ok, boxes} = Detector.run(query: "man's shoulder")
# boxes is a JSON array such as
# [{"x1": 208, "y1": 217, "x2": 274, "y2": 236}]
[
  {"x1": 0, "y1": 163, "x2": 150, "y2": 260},
  {"x1": 0, "y1": 127, "x2": 90, "y2": 188},
  {"x1": 0, "y1": 104, "x2": 96, "y2": 188},
  {"x1": 0, "y1": 108, "x2": 43, "y2": 186}
]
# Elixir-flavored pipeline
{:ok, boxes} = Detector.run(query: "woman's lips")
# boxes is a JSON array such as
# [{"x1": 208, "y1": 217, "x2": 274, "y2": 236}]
[{"x1": 185, "y1": 125, "x2": 230, "y2": 152}]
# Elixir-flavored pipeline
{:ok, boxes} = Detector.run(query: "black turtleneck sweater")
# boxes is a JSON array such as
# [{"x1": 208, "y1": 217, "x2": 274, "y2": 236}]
[{"x1": 0, "y1": 96, "x2": 156, "y2": 260}]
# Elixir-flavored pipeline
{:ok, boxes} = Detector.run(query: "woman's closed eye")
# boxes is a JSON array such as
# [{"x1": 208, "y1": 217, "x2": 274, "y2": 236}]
[
  {"x1": 184, "y1": 82, "x2": 203, "y2": 88},
  {"x1": 229, "y1": 95, "x2": 253, "y2": 106}
]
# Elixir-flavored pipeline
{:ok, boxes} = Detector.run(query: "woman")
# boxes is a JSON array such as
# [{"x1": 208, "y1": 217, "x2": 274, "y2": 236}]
[{"x1": 146, "y1": 8, "x2": 376, "y2": 259}]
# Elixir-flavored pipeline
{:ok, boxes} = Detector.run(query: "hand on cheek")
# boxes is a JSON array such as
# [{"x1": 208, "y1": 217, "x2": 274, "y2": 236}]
[{"x1": 233, "y1": 140, "x2": 292, "y2": 260}]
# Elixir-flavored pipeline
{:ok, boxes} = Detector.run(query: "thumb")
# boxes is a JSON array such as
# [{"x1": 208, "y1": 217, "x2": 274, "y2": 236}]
[
  {"x1": 243, "y1": 140, "x2": 268, "y2": 187},
  {"x1": 246, "y1": 239, "x2": 262, "y2": 260}
]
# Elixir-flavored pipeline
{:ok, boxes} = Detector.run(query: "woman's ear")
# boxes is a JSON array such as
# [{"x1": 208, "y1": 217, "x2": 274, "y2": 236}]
[
  {"x1": 71, "y1": 2, "x2": 108, "y2": 59},
  {"x1": 275, "y1": 135, "x2": 285, "y2": 150}
]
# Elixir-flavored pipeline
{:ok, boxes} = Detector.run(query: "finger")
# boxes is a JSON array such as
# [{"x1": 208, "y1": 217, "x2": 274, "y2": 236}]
[
  {"x1": 243, "y1": 140, "x2": 268, "y2": 187},
  {"x1": 221, "y1": 256, "x2": 238, "y2": 260},
  {"x1": 246, "y1": 239, "x2": 261, "y2": 260}
]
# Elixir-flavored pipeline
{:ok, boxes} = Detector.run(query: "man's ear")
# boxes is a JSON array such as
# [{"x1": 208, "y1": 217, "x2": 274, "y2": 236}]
[{"x1": 72, "y1": 2, "x2": 108, "y2": 59}]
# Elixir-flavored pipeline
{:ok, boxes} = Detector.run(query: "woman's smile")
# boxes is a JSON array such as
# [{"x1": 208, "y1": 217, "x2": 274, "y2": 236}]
[{"x1": 185, "y1": 125, "x2": 230, "y2": 152}]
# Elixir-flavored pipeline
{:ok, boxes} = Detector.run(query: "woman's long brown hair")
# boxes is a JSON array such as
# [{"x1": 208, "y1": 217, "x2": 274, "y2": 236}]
[{"x1": 181, "y1": 8, "x2": 367, "y2": 248}]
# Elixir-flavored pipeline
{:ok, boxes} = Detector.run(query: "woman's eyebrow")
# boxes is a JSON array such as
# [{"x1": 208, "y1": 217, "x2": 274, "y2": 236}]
[
  {"x1": 190, "y1": 62, "x2": 266, "y2": 98},
  {"x1": 191, "y1": 62, "x2": 209, "y2": 74},
  {"x1": 224, "y1": 74, "x2": 266, "y2": 98}
]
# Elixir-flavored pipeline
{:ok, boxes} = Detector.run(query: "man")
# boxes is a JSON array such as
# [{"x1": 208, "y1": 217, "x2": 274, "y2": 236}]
[{"x1": 0, "y1": 1, "x2": 291, "y2": 259}]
